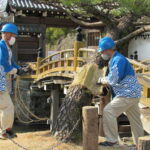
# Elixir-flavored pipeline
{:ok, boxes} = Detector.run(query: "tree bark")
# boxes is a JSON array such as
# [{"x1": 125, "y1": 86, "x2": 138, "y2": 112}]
[
  {"x1": 138, "y1": 136, "x2": 150, "y2": 150},
  {"x1": 117, "y1": 13, "x2": 134, "y2": 32},
  {"x1": 52, "y1": 86, "x2": 93, "y2": 142}
]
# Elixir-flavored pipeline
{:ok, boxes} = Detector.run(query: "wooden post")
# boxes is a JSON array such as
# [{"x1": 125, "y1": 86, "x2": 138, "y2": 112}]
[
  {"x1": 82, "y1": 106, "x2": 98, "y2": 150},
  {"x1": 13, "y1": 40, "x2": 18, "y2": 62},
  {"x1": 138, "y1": 136, "x2": 150, "y2": 150},
  {"x1": 50, "y1": 86, "x2": 59, "y2": 131},
  {"x1": 98, "y1": 98, "x2": 105, "y2": 136},
  {"x1": 39, "y1": 25, "x2": 46, "y2": 57},
  {"x1": 99, "y1": 90, "x2": 111, "y2": 136}
]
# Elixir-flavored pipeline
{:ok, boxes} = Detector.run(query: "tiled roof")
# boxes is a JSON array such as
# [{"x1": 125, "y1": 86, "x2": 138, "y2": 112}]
[{"x1": 9, "y1": 0, "x2": 58, "y2": 11}]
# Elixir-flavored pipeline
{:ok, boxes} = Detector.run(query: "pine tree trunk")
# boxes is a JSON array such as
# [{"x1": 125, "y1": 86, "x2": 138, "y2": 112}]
[{"x1": 52, "y1": 86, "x2": 93, "y2": 142}]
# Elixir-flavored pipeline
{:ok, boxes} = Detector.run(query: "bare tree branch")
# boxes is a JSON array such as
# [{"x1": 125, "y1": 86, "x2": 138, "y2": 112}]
[
  {"x1": 133, "y1": 22, "x2": 150, "y2": 25},
  {"x1": 38, "y1": 1, "x2": 105, "y2": 28},
  {"x1": 116, "y1": 25, "x2": 150, "y2": 45},
  {"x1": 64, "y1": 6, "x2": 104, "y2": 27},
  {"x1": 81, "y1": 5, "x2": 116, "y2": 26},
  {"x1": 69, "y1": 16, "x2": 104, "y2": 27}
]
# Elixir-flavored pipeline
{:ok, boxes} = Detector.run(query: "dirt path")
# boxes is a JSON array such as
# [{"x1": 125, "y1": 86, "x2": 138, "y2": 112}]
[{"x1": 0, "y1": 131, "x2": 82, "y2": 150}]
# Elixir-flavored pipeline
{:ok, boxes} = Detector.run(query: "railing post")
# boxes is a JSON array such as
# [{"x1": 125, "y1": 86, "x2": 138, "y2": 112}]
[
  {"x1": 36, "y1": 57, "x2": 42, "y2": 76},
  {"x1": 74, "y1": 41, "x2": 85, "y2": 71},
  {"x1": 82, "y1": 106, "x2": 98, "y2": 150},
  {"x1": 74, "y1": 26, "x2": 85, "y2": 72},
  {"x1": 36, "y1": 48, "x2": 43, "y2": 76}
]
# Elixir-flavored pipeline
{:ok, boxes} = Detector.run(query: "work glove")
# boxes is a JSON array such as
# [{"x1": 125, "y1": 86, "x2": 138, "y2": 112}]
[
  {"x1": 17, "y1": 66, "x2": 29, "y2": 76},
  {"x1": 97, "y1": 77, "x2": 108, "y2": 85}
]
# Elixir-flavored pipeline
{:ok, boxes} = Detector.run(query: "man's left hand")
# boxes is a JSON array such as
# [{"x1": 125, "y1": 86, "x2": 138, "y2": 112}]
[
  {"x1": 17, "y1": 66, "x2": 30, "y2": 76},
  {"x1": 97, "y1": 77, "x2": 108, "y2": 85}
]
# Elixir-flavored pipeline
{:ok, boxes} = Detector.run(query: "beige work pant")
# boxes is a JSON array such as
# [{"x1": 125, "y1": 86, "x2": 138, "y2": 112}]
[
  {"x1": 0, "y1": 91, "x2": 14, "y2": 134},
  {"x1": 103, "y1": 97, "x2": 144, "y2": 145}
]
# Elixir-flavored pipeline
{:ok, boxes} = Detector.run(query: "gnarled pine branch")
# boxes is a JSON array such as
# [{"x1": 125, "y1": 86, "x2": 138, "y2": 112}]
[{"x1": 116, "y1": 25, "x2": 150, "y2": 45}]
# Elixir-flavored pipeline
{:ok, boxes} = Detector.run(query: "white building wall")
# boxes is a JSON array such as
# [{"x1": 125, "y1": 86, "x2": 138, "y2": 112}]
[{"x1": 128, "y1": 34, "x2": 150, "y2": 61}]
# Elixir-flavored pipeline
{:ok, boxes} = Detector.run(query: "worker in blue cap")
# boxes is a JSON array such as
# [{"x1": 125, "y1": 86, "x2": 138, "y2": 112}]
[
  {"x1": 97, "y1": 37, "x2": 144, "y2": 146},
  {"x1": 0, "y1": 23, "x2": 26, "y2": 139}
]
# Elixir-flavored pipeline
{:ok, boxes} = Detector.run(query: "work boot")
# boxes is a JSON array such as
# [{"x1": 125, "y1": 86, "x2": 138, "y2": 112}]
[
  {"x1": 99, "y1": 141, "x2": 118, "y2": 146},
  {"x1": 6, "y1": 129, "x2": 17, "y2": 138}
]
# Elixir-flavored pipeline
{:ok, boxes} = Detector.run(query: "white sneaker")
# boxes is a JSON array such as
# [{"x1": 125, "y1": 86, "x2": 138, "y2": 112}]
[{"x1": 0, "y1": 133, "x2": 8, "y2": 140}]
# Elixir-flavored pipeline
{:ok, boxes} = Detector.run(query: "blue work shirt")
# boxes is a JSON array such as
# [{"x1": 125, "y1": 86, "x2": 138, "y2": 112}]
[
  {"x1": 0, "y1": 40, "x2": 20, "y2": 91},
  {"x1": 106, "y1": 51, "x2": 141, "y2": 98}
]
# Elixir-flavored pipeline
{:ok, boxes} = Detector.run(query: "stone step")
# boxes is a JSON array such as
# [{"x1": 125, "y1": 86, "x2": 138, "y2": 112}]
[
  {"x1": 119, "y1": 132, "x2": 132, "y2": 138},
  {"x1": 119, "y1": 125, "x2": 131, "y2": 133}
]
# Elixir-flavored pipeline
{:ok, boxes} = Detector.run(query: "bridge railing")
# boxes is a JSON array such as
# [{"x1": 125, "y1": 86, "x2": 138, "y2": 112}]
[
  {"x1": 128, "y1": 58, "x2": 150, "y2": 107},
  {"x1": 128, "y1": 58, "x2": 150, "y2": 73},
  {"x1": 33, "y1": 47, "x2": 95, "y2": 82}
]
